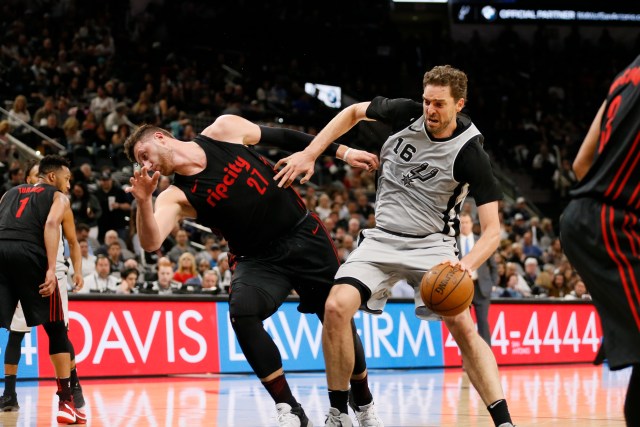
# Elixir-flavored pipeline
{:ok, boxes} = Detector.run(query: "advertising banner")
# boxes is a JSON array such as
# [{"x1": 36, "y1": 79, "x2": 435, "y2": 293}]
[{"x1": 1, "y1": 299, "x2": 602, "y2": 378}]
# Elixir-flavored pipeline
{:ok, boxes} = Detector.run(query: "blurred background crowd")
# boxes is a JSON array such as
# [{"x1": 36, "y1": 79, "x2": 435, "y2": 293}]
[{"x1": 0, "y1": 0, "x2": 636, "y2": 299}]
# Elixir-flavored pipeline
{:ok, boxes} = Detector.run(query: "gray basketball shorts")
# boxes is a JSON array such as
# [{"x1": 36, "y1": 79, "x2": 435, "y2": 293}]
[{"x1": 335, "y1": 227, "x2": 457, "y2": 320}]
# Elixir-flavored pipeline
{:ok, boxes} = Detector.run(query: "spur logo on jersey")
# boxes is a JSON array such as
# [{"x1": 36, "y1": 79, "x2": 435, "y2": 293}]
[
  {"x1": 401, "y1": 162, "x2": 439, "y2": 187},
  {"x1": 206, "y1": 155, "x2": 269, "y2": 207}
]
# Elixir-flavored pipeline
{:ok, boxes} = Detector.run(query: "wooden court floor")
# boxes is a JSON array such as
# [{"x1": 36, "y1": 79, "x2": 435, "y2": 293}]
[{"x1": 0, "y1": 363, "x2": 629, "y2": 426}]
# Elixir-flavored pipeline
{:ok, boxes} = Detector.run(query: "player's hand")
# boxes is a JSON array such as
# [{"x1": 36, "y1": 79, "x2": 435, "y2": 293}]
[
  {"x1": 125, "y1": 165, "x2": 160, "y2": 201},
  {"x1": 345, "y1": 149, "x2": 379, "y2": 172},
  {"x1": 273, "y1": 151, "x2": 317, "y2": 188},
  {"x1": 39, "y1": 269, "x2": 57, "y2": 297},
  {"x1": 72, "y1": 273, "x2": 84, "y2": 292},
  {"x1": 440, "y1": 259, "x2": 473, "y2": 276}
]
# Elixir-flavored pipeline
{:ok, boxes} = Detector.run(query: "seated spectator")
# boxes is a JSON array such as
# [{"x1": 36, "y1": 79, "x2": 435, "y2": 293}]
[
  {"x1": 505, "y1": 262, "x2": 531, "y2": 297},
  {"x1": 533, "y1": 265, "x2": 554, "y2": 297},
  {"x1": 493, "y1": 274, "x2": 525, "y2": 298},
  {"x1": 63, "y1": 116, "x2": 83, "y2": 147},
  {"x1": 79, "y1": 255, "x2": 120, "y2": 294},
  {"x1": 522, "y1": 257, "x2": 539, "y2": 289},
  {"x1": 564, "y1": 278, "x2": 591, "y2": 301},
  {"x1": 142, "y1": 264, "x2": 181, "y2": 295},
  {"x1": 105, "y1": 241, "x2": 125, "y2": 274},
  {"x1": 315, "y1": 193, "x2": 332, "y2": 220},
  {"x1": 201, "y1": 270, "x2": 221, "y2": 294},
  {"x1": 197, "y1": 257, "x2": 211, "y2": 279},
  {"x1": 7, "y1": 94, "x2": 31, "y2": 134},
  {"x1": 213, "y1": 252, "x2": 232, "y2": 293},
  {"x1": 521, "y1": 230, "x2": 543, "y2": 260},
  {"x1": 117, "y1": 268, "x2": 140, "y2": 294},
  {"x1": 38, "y1": 113, "x2": 66, "y2": 154},
  {"x1": 173, "y1": 252, "x2": 197, "y2": 284},
  {"x1": 166, "y1": 229, "x2": 198, "y2": 264},
  {"x1": 70, "y1": 182, "x2": 102, "y2": 230},
  {"x1": 95, "y1": 229, "x2": 135, "y2": 260},
  {"x1": 548, "y1": 272, "x2": 572, "y2": 298}
]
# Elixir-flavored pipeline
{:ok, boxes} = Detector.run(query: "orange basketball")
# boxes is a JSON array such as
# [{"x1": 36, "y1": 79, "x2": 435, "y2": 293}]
[{"x1": 420, "y1": 262, "x2": 474, "y2": 317}]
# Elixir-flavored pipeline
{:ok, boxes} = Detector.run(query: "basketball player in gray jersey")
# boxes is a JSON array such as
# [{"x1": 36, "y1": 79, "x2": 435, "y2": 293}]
[{"x1": 275, "y1": 65, "x2": 515, "y2": 427}]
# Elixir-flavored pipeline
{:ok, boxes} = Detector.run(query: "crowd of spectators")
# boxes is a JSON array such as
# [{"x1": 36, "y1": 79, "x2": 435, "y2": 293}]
[{"x1": 1, "y1": 0, "x2": 634, "y2": 300}]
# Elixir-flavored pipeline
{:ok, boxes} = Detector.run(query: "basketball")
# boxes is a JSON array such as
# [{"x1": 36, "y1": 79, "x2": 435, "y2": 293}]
[{"x1": 420, "y1": 262, "x2": 474, "y2": 317}]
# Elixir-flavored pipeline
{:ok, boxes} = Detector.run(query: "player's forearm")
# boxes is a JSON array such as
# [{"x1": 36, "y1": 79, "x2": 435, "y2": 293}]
[
  {"x1": 304, "y1": 104, "x2": 364, "y2": 159},
  {"x1": 136, "y1": 198, "x2": 163, "y2": 251},
  {"x1": 68, "y1": 239, "x2": 82, "y2": 279},
  {"x1": 44, "y1": 222, "x2": 61, "y2": 272},
  {"x1": 465, "y1": 228, "x2": 500, "y2": 272}
]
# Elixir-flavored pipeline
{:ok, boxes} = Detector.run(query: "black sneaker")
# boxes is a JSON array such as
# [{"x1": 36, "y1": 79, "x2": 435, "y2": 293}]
[
  {"x1": 290, "y1": 403, "x2": 312, "y2": 427},
  {"x1": 71, "y1": 385, "x2": 85, "y2": 409},
  {"x1": 0, "y1": 393, "x2": 19, "y2": 412}
]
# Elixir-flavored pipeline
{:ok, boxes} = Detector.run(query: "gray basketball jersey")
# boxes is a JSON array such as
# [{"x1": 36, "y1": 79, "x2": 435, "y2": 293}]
[{"x1": 375, "y1": 115, "x2": 480, "y2": 237}]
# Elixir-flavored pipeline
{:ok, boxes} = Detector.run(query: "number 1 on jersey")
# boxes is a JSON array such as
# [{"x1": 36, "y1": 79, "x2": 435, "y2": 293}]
[{"x1": 16, "y1": 196, "x2": 29, "y2": 218}]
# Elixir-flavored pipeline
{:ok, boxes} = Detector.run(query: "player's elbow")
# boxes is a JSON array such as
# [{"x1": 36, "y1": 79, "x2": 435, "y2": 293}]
[
  {"x1": 44, "y1": 218, "x2": 60, "y2": 230},
  {"x1": 140, "y1": 238, "x2": 162, "y2": 253}
]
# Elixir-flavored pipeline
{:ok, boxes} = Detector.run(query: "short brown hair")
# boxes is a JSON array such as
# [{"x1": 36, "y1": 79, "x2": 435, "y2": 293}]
[
  {"x1": 123, "y1": 124, "x2": 173, "y2": 163},
  {"x1": 423, "y1": 65, "x2": 468, "y2": 101}
]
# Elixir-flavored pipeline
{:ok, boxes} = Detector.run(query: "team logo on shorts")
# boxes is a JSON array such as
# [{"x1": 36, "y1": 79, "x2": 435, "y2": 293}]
[{"x1": 401, "y1": 162, "x2": 439, "y2": 187}]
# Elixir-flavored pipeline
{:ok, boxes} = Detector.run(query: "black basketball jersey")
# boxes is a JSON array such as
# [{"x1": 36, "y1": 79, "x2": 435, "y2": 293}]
[
  {"x1": 0, "y1": 183, "x2": 58, "y2": 253},
  {"x1": 570, "y1": 54, "x2": 640, "y2": 212},
  {"x1": 172, "y1": 134, "x2": 307, "y2": 255}
]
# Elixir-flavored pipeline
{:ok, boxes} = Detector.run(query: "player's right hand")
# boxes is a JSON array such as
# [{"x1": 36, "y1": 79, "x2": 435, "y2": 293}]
[
  {"x1": 39, "y1": 269, "x2": 57, "y2": 297},
  {"x1": 125, "y1": 165, "x2": 160, "y2": 201}
]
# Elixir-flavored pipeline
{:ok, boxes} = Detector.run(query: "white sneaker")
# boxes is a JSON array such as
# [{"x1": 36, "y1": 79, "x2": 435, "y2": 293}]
[
  {"x1": 276, "y1": 402, "x2": 313, "y2": 427},
  {"x1": 325, "y1": 407, "x2": 353, "y2": 427},
  {"x1": 498, "y1": 424, "x2": 515, "y2": 427},
  {"x1": 351, "y1": 401, "x2": 383, "y2": 427}
]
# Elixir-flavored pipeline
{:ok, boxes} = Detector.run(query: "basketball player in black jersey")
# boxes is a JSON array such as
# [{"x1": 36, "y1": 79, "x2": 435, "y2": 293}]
[
  {"x1": 560, "y1": 54, "x2": 640, "y2": 425},
  {"x1": 123, "y1": 114, "x2": 381, "y2": 427},
  {"x1": 275, "y1": 65, "x2": 514, "y2": 427},
  {"x1": 0, "y1": 160, "x2": 87, "y2": 414},
  {"x1": 0, "y1": 155, "x2": 86, "y2": 424}
]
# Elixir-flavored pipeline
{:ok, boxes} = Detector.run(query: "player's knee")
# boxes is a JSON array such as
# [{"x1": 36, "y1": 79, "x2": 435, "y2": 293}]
[
  {"x1": 230, "y1": 315, "x2": 261, "y2": 335},
  {"x1": 42, "y1": 321, "x2": 69, "y2": 355},
  {"x1": 325, "y1": 285, "x2": 360, "y2": 322},
  {"x1": 444, "y1": 311, "x2": 476, "y2": 341},
  {"x1": 5, "y1": 331, "x2": 26, "y2": 365}
]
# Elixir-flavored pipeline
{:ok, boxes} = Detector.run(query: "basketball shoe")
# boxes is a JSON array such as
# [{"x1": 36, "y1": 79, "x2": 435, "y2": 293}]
[
  {"x1": 324, "y1": 407, "x2": 353, "y2": 427},
  {"x1": 276, "y1": 402, "x2": 313, "y2": 427},
  {"x1": 349, "y1": 401, "x2": 383, "y2": 427},
  {"x1": 57, "y1": 397, "x2": 87, "y2": 424},
  {"x1": 348, "y1": 389, "x2": 383, "y2": 426},
  {"x1": 0, "y1": 393, "x2": 19, "y2": 412},
  {"x1": 72, "y1": 384, "x2": 85, "y2": 409}
]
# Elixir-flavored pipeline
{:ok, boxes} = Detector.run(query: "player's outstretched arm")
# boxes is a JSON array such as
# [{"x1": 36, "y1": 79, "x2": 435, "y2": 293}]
[
  {"x1": 274, "y1": 102, "x2": 373, "y2": 188},
  {"x1": 126, "y1": 166, "x2": 183, "y2": 252}
]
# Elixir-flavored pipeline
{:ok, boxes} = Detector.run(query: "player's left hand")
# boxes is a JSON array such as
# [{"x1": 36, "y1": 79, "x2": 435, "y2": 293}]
[
  {"x1": 125, "y1": 165, "x2": 160, "y2": 201},
  {"x1": 72, "y1": 273, "x2": 84, "y2": 292},
  {"x1": 39, "y1": 269, "x2": 57, "y2": 297},
  {"x1": 274, "y1": 150, "x2": 317, "y2": 188}
]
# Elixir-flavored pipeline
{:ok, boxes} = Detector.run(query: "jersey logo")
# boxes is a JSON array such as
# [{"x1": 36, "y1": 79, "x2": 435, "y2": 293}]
[
  {"x1": 401, "y1": 162, "x2": 439, "y2": 187},
  {"x1": 191, "y1": 179, "x2": 198, "y2": 193}
]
